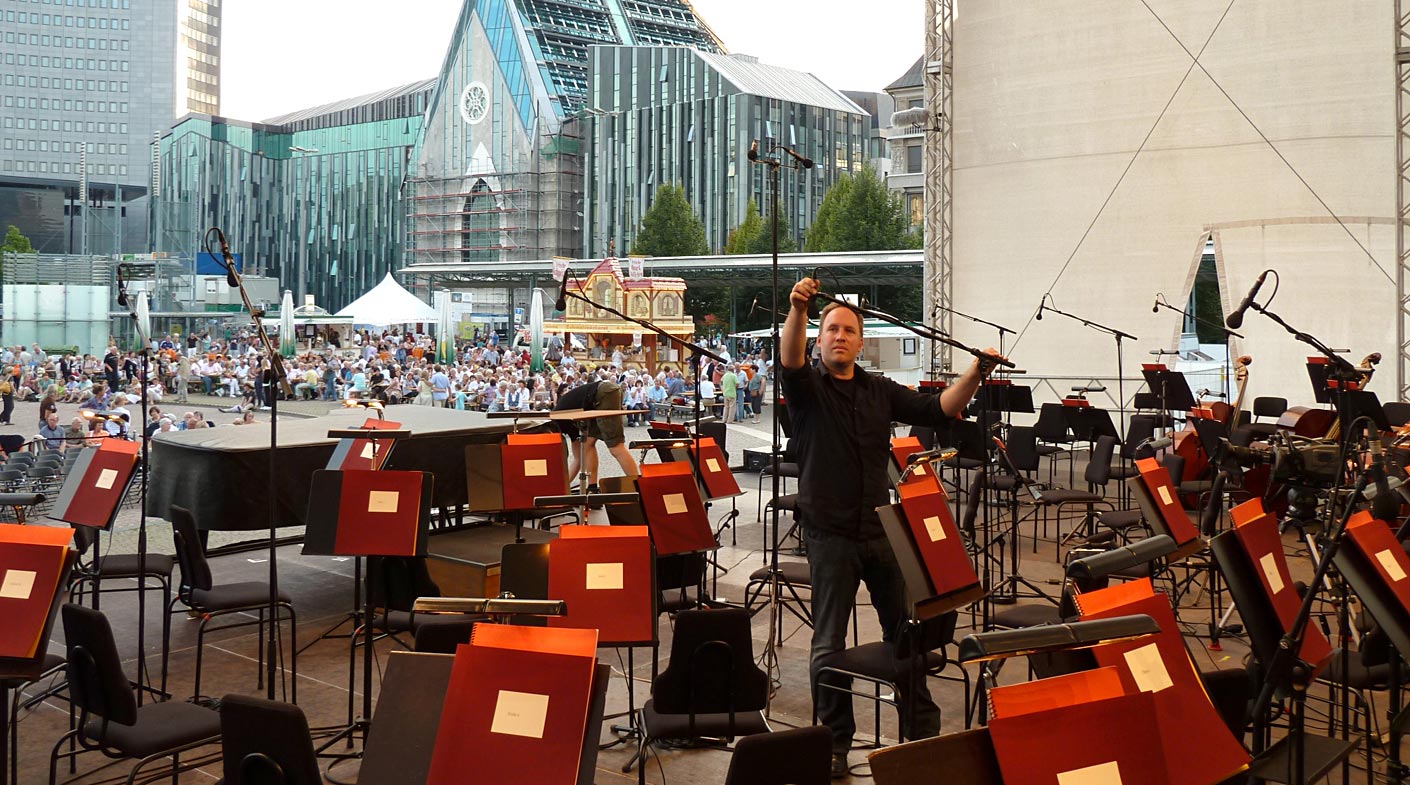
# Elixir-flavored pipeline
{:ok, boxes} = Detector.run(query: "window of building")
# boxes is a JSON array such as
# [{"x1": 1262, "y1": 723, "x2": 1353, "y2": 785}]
[
  {"x1": 906, "y1": 143, "x2": 922, "y2": 174},
  {"x1": 907, "y1": 193, "x2": 923, "y2": 227}
]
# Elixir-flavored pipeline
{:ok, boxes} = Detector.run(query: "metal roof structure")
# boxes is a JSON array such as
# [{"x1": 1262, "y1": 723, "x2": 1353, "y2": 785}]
[
  {"x1": 261, "y1": 78, "x2": 437, "y2": 126},
  {"x1": 694, "y1": 51, "x2": 866, "y2": 116},
  {"x1": 885, "y1": 56, "x2": 924, "y2": 92},
  {"x1": 397, "y1": 249, "x2": 923, "y2": 288}
]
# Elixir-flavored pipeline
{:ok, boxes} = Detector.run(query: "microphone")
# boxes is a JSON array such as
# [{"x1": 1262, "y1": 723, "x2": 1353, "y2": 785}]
[
  {"x1": 906, "y1": 446, "x2": 958, "y2": 466},
  {"x1": 216, "y1": 228, "x2": 240, "y2": 288},
  {"x1": 782, "y1": 147, "x2": 814, "y2": 169},
  {"x1": 1151, "y1": 293, "x2": 1162, "y2": 313},
  {"x1": 1225, "y1": 270, "x2": 1269, "y2": 329},
  {"x1": 1035, "y1": 296, "x2": 1046, "y2": 321},
  {"x1": 1147, "y1": 434, "x2": 1174, "y2": 452},
  {"x1": 115, "y1": 263, "x2": 129, "y2": 308},
  {"x1": 749, "y1": 295, "x2": 759, "y2": 318},
  {"x1": 555, "y1": 267, "x2": 571, "y2": 312},
  {"x1": 748, "y1": 140, "x2": 759, "y2": 162}
]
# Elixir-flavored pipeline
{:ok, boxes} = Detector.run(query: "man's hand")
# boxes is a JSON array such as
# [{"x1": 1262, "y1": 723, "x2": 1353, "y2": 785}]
[
  {"x1": 790, "y1": 277, "x2": 820, "y2": 311},
  {"x1": 974, "y1": 348, "x2": 1007, "y2": 380}
]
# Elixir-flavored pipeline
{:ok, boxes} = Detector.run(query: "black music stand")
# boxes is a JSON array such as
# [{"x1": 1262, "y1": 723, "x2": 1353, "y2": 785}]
[
  {"x1": 0, "y1": 549, "x2": 76, "y2": 785},
  {"x1": 466, "y1": 438, "x2": 574, "y2": 542},
  {"x1": 1140, "y1": 366, "x2": 1196, "y2": 423},
  {"x1": 358, "y1": 651, "x2": 611, "y2": 785}
]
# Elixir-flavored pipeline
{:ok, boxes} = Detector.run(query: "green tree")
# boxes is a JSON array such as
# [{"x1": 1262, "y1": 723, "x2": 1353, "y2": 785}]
[
  {"x1": 745, "y1": 206, "x2": 798, "y2": 255},
  {"x1": 724, "y1": 199, "x2": 764, "y2": 255},
  {"x1": 631, "y1": 184, "x2": 710, "y2": 257},
  {"x1": 805, "y1": 164, "x2": 919, "y2": 252},
  {"x1": 2, "y1": 225, "x2": 33, "y2": 255}
]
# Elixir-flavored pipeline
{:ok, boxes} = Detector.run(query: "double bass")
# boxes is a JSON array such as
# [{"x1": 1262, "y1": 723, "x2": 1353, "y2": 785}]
[{"x1": 1172, "y1": 355, "x2": 1252, "y2": 483}]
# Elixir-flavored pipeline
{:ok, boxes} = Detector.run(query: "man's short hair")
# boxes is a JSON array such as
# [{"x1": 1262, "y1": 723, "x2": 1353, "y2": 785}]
[{"x1": 820, "y1": 301, "x2": 863, "y2": 336}]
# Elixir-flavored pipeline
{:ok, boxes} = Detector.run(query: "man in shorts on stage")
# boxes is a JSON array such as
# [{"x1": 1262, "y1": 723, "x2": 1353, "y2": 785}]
[{"x1": 554, "y1": 371, "x2": 639, "y2": 492}]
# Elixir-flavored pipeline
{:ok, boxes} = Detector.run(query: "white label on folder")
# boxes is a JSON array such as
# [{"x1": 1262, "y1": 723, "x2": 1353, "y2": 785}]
[
  {"x1": 1377, "y1": 549, "x2": 1409, "y2": 582},
  {"x1": 95, "y1": 468, "x2": 117, "y2": 490},
  {"x1": 586, "y1": 562, "x2": 624, "y2": 590},
  {"x1": 490, "y1": 690, "x2": 550, "y2": 739},
  {"x1": 1058, "y1": 761, "x2": 1123, "y2": 785},
  {"x1": 706, "y1": 458, "x2": 721, "y2": 473},
  {"x1": 923, "y1": 516, "x2": 947, "y2": 542},
  {"x1": 1259, "y1": 552, "x2": 1285, "y2": 594},
  {"x1": 914, "y1": 465, "x2": 927, "y2": 476},
  {"x1": 663, "y1": 493, "x2": 688, "y2": 515},
  {"x1": 0, "y1": 569, "x2": 36, "y2": 600},
  {"x1": 1123, "y1": 643, "x2": 1174, "y2": 693},
  {"x1": 1156, "y1": 485, "x2": 1173, "y2": 506},
  {"x1": 360, "y1": 443, "x2": 375, "y2": 460},
  {"x1": 523, "y1": 459, "x2": 548, "y2": 477},
  {"x1": 367, "y1": 491, "x2": 399, "y2": 514}
]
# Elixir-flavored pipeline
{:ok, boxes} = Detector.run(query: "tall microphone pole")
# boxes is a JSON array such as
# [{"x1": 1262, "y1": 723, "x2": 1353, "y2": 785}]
[
  {"x1": 932, "y1": 301, "x2": 1013, "y2": 359},
  {"x1": 204, "y1": 227, "x2": 294, "y2": 701},
  {"x1": 1031, "y1": 295, "x2": 1136, "y2": 440}
]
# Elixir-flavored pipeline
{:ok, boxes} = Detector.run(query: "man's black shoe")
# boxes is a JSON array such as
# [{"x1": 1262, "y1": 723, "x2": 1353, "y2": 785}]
[{"x1": 831, "y1": 754, "x2": 849, "y2": 780}]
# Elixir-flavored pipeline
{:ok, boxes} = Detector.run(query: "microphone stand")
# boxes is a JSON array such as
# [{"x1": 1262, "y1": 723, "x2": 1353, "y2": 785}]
[
  {"x1": 1153, "y1": 294, "x2": 1242, "y2": 401},
  {"x1": 933, "y1": 302, "x2": 1013, "y2": 360},
  {"x1": 205, "y1": 228, "x2": 295, "y2": 702},
  {"x1": 750, "y1": 139, "x2": 813, "y2": 707},
  {"x1": 1034, "y1": 300, "x2": 1136, "y2": 443}
]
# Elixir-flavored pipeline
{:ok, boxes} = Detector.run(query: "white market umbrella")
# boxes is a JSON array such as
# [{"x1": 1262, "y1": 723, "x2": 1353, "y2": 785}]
[
  {"x1": 279, "y1": 289, "x2": 296, "y2": 357},
  {"x1": 133, "y1": 291, "x2": 151, "y2": 353},
  {"x1": 436, "y1": 292, "x2": 456, "y2": 363},
  {"x1": 530, "y1": 288, "x2": 545, "y2": 372}
]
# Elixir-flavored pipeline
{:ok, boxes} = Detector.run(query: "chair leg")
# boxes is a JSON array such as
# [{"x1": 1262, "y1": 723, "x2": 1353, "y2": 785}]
[
  {"x1": 255, "y1": 609, "x2": 265, "y2": 691},
  {"x1": 48, "y1": 729, "x2": 79, "y2": 785},
  {"x1": 194, "y1": 616, "x2": 208, "y2": 701},
  {"x1": 159, "y1": 584, "x2": 172, "y2": 699}
]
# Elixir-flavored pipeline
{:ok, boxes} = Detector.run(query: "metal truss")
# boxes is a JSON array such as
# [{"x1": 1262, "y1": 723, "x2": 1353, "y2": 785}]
[
  {"x1": 1398, "y1": 0, "x2": 1410, "y2": 398},
  {"x1": 923, "y1": 0, "x2": 955, "y2": 374}
]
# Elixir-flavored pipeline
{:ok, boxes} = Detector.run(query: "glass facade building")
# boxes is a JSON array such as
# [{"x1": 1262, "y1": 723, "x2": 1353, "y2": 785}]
[
  {"x1": 582, "y1": 46, "x2": 869, "y2": 256},
  {"x1": 156, "y1": 81, "x2": 431, "y2": 310},
  {"x1": 0, "y1": 0, "x2": 219, "y2": 255}
]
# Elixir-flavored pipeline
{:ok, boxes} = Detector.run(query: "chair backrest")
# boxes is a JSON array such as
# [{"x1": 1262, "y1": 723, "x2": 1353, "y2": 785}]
[
  {"x1": 24, "y1": 466, "x2": 53, "y2": 479},
  {"x1": 869, "y1": 728, "x2": 1002, "y2": 785},
  {"x1": 652, "y1": 607, "x2": 769, "y2": 720},
  {"x1": 699, "y1": 420, "x2": 728, "y2": 461},
  {"x1": 219, "y1": 694, "x2": 322, "y2": 785},
  {"x1": 412, "y1": 619, "x2": 478, "y2": 653},
  {"x1": 724, "y1": 725, "x2": 832, "y2": 785},
  {"x1": 7, "y1": 453, "x2": 35, "y2": 464},
  {"x1": 1083, "y1": 435, "x2": 1119, "y2": 487},
  {"x1": 61, "y1": 603, "x2": 138, "y2": 727},
  {"x1": 1003, "y1": 426, "x2": 1040, "y2": 474},
  {"x1": 896, "y1": 611, "x2": 959, "y2": 660},
  {"x1": 1160, "y1": 452, "x2": 1186, "y2": 487},
  {"x1": 1121, "y1": 415, "x2": 1158, "y2": 460},
  {"x1": 1034, "y1": 403, "x2": 1071, "y2": 443},
  {"x1": 908, "y1": 425, "x2": 936, "y2": 451},
  {"x1": 1252, "y1": 396, "x2": 1287, "y2": 419},
  {"x1": 169, "y1": 505, "x2": 214, "y2": 592},
  {"x1": 1385, "y1": 401, "x2": 1410, "y2": 428}
]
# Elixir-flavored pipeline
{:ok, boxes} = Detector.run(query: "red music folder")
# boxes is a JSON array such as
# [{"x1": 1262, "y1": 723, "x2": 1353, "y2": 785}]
[
  {"x1": 326, "y1": 417, "x2": 403, "y2": 471},
  {"x1": 1231, "y1": 498, "x2": 1333, "y2": 671},
  {"x1": 549, "y1": 525, "x2": 654, "y2": 645},
  {"x1": 890, "y1": 436, "x2": 925, "y2": 471},
  {"x1": 636, "y1": 462, "x2": 715, "y2": 556},
  {"x1": 1135, "y1": 457, "x2": 1200, "y2": 545},
  {"x1": 989, "y1": 688, "x2": 1172, "y2": 785},
  {"x1": 684, "y1": 437, "x2": 740, "y2": 499},
  {"x1": 1076, "y1": 579, "x2": 1251, "y2": 785},
  {"x1": 896, "y1": 479, "x2": 979, "y2": 599},
  {"x1": 332, "y1": 470, "x2": 428, "y2": 557},
  {"x1": 429, "y1": 625, "x2": 597, "y2": 785},
  {"x1": 501, "y1": 433, "x2": 569, "y2": 510},
  {"x1": 1344, "y1": 510, "x2": 1410, "y2": 615},
  {"x1": 54, "y1": 439, "x2": 139, "y2": 529},
  {"x1": 989, "y1": 666, "x2": 1127, "y2": 719},
  {"x1": 0, "y1": 524, "x2": 74, "y2": 659}
]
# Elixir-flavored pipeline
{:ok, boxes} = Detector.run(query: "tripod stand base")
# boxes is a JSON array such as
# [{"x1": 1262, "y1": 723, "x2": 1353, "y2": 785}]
[
  {"x1": 1248, "y1": 733, "x2": 1357, "y2": 785},
  {"x1": 313, "y1": 718, "x2": 371, "y2": 761}
]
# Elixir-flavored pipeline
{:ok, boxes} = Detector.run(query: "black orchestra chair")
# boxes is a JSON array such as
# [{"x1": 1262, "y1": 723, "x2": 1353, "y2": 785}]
[
  {"x1": 638, "y1": 608, "x2": 771, "y2": 771},
  {"x1": 813, "y1": 611, "x2": 971, "y2": 746},
  {"x1": 868, "y1": 728, "x2": 1002, "y2": 785},
  {"x1": 50, "y1": 604, "x2": 221, "y2": 785},
  {"x1": 218, "y1": 694, "x2": 322, "y2": 785},
  {"x1": 723, "y1": 725, "x2": 833, "y2": 785},
  {"x1": 169, "y1": 506, "x2": 297, "y2": 704},
  {"x1": 5, "y1": 651, "x2": 66, "y2": 785},
  {"x1": 1245, "y1": 396, "x2": 1288, "y2": 439}
]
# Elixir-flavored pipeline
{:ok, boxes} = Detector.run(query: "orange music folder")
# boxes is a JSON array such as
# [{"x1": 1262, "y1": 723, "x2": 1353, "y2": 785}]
[
  {"x1": 637, "y1": 462, "x2": 715, "y2": 556},
  {"x1": 1136, "y1": 457, "x2": 1200, "y2": 544},
  {"x1": 501, "y1": 433, "x2": 569, "y2": 510},
  {"x1": 890, "y1": 436, "x2": 925, "y2": 469},
  {"x1": 549, "y1": 525, "x2": 655, "y2": 645},
  {"x1": 684, "y1": 437, "x2": 740, "y2": 499},
  {"x1": 1077, "y1": 579, "x2": 1251, "y2": 785},
  {"x1": 334, "y1": 470, "x2": 428, "y2": 557},
  {"x1": 896, "y1": 480, "x2": 978, "y2": 599},
  {"x1": 1231, "y1": 498, "x2": 1333, "y2": 671},
  {"x1": 327, "y1": 418, "x2": 403, "y2": 471},
  {"x1": 989, "y1": 688, "x2": 1172, "y2": 785},
  {"x1": 1345, "y1": 510, "x2": 1410, "y2": 616},
  {"x1": 989, "y1": 666, "x2": 1127, "y2": 719},
  {"x1": 429, "y1": 624, "x2": 597, "y2": 785},
  {"x1": 54, "y1": 439, "x2": 139, "y2": 529},
  {"x1": 0, "y1": 524, "x2": 73, "y2": 659}
]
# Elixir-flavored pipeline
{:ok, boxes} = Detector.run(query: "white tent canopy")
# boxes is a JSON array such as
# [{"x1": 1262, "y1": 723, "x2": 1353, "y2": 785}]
[{"x1": 334, "y1": 273, "x2": 438, "y2": 325}]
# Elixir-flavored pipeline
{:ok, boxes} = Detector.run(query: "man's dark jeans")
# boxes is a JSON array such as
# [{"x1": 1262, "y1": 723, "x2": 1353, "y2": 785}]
[{"x1": 806, "y1": 527, "x2": 942, "y2": 753}]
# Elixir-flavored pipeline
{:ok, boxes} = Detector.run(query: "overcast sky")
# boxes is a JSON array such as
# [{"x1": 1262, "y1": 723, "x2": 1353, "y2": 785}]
[{"x1": 220, "y1": 0, "x2": 924, "y2": 121}]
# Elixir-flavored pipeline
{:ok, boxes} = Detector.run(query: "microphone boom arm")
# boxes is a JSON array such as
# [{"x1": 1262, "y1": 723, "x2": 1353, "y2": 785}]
[
  {"x1": 812, "y1": 290, "x2": 1015, "y2": 368},
  {"x1": 1152, "y1": 295, "x2": 1243, "y2": 339},
  {"x1": 204, "y1": 227, "x2": 295, "y2": 397}
]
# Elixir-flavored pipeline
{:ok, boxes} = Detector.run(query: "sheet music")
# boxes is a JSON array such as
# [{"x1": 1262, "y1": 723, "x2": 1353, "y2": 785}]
[
  {"x1": 923, "y1": 515, "x2": 947, "y2": 542},
  {"x1": 585, "y1": 562, "x2": 623, "y2": 591},
  {"x1": 490, "y1": 689, "x2": 550, "y2": 739},
  {"x1": 0, "y1": 569, "x2": 36, "y2": 600},
  {"x1": 663, "y1": 493, "x2": 687, "y2": 515},
  {"x1": 368, "y1": 490, "x2": 400, "y2": 514},
  {"x1": 1123, "y1": 643, "x2": 1173, "y2": 693},
  {"x1": 1377, "y1": 549, "x2": 1409, "y2": 582},
  {"x1": 1258, "y1": 552, "x2": 1285, "y2": 594},
  {"x1": 95, "y1": 468, "x2": 117, "y2": 490}
]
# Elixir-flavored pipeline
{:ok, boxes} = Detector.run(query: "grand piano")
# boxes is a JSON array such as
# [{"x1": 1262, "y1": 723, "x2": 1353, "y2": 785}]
[{"x1": 148, "y1": 407, "x2": 519, "y2": 532}]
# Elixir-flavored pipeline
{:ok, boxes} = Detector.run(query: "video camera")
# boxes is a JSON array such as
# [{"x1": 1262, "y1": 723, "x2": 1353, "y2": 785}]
[{"x1": 1220, "y1": 433, "x2": 1343, "y2": 487}]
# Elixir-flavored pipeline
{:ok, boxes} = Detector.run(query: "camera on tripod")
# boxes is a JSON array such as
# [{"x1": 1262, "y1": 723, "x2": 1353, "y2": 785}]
[{"x1": 1219, "y1": 433, "x2": 1343, "y2": 487}]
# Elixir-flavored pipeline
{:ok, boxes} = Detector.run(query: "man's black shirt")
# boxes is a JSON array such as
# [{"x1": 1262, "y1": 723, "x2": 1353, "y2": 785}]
[{"x1": 780, "y1": 361, "x2": 954, "y2": 540}]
